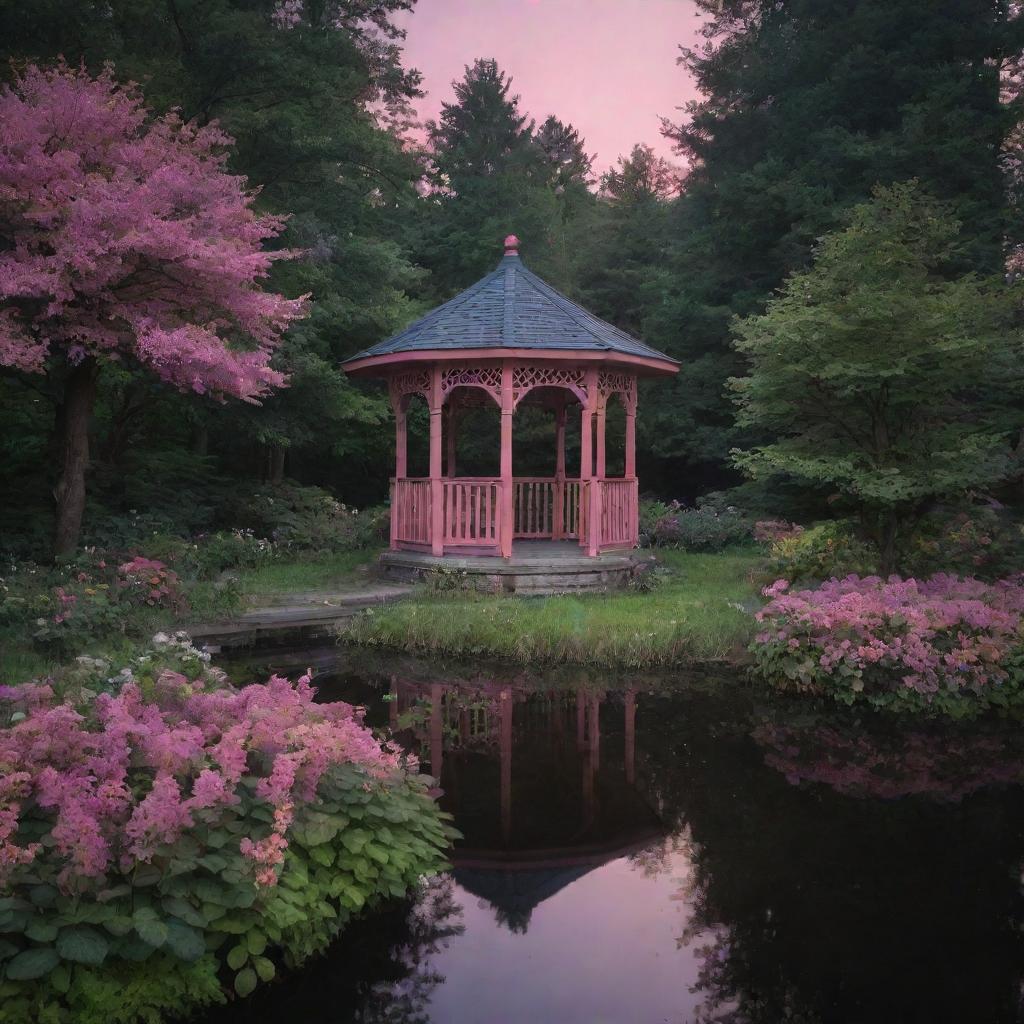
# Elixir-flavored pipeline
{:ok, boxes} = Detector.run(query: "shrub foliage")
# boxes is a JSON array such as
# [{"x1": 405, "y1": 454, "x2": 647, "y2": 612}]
[
  {"x1": 0, "y1": 668, "x2": 453, "y2": 1023},
  {"x1": 752, "y1": 575, "x2": 1024, "y2": 717}
]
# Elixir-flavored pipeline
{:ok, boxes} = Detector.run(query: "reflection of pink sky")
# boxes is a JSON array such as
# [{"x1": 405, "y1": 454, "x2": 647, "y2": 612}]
[
  {"x1": 394, "y1": 0, "x2": 707, "y2": 173},
  {"x1": 422, "y1": 848, "x2": 708, "y2": 1023}
]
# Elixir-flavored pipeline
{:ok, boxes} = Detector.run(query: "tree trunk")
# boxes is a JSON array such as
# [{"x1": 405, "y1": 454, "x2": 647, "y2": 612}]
[
  {"x1": 270, "y1": 446, "x2": 285, "y2": 484},
  {"x1": 878, "y1": 516, "x2": 898, "y2": 577},
  {"x1": 53, "y1": 358, "x2": 99, "y2": 557}
]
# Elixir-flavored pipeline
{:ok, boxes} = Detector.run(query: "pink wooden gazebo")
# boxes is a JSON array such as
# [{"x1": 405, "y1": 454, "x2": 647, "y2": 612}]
[{"x1": 343, "y1": 236, "x2": 678, "y2": 564}]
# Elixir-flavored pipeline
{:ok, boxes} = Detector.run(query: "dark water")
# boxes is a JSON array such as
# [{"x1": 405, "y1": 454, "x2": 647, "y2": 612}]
[{"x1": 202, "y1": 647, "x2": 1024, "y2": 1024}]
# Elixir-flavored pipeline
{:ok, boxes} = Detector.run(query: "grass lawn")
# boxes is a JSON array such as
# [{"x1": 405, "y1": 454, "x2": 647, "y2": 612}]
[
  {"x1": 231, "y1": 549, "x2": 381, "y2": 597},
  {"x1": 343, "y1": 549, "x2": 763, "y2": 669}
]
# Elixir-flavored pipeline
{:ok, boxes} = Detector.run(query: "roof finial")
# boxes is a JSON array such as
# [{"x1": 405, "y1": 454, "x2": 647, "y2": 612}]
[{"x1": 503, "y1": 234, "x2": 520, "y2": 256}]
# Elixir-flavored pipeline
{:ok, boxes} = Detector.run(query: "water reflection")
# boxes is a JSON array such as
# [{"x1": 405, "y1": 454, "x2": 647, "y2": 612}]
[{"x1": 205, "y1": 650, "x2": 1024, "y2": 1024}]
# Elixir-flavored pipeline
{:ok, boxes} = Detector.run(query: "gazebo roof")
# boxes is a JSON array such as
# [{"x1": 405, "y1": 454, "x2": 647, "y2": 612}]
[{"x1": 343, "y1": 237, "x2": 678, "y2": 373}]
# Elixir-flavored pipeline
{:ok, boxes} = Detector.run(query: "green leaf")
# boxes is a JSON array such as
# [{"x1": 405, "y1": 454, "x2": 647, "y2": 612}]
[
  {"x1": 164, "y1": 921, "x2": 205, "y2": 963},
  {"x1": 226, "y1": 944, "x2": 248, "y2": 971},
  {"x1": 56, "y1": 926, "x2": 108, "y2": 966},
  {"x1": 196, "y1": 853, "x2": 229, "y2": 873},
  {"x1": 28, "y1": 885, "x2": 58, "y2": 908},
  {"x1": 308, "y1": 844, "x2": 335, "y2": 867},
  {"x1": 364, "y1": 843, "x2": 389, "y2": 865},
  {"x1": 253, "y1": 955, "x2": 276, "y2": 982},
  {"x1": 162, "y1": 897, "x2": 206, "y2": 928},
  {"x1": 133, "y1": 909, "x2": 168, "y2": 949},
  {"x1": 103, "y1": 915, "x2": 133, "y2": 938},
  {"x1": 5, "y1": 948, "x2": 60, "y2": 980},
  {"x1": 49, "y1": 963, "x2": 71, "y2": 994},
  {"x1": 234, "y1": 967, "x2": 258, "y2": 998},
  {"x1": 25, "y1": 919, "x2": 59, "y2": 943}
]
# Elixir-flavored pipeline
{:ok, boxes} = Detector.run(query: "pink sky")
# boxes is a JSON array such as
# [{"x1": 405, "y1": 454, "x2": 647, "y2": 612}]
[{"x1": 393, "y1": 0, "x2": 707, "y2": 175}]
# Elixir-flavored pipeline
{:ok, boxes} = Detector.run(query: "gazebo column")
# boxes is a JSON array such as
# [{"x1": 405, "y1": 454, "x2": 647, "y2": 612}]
[
  {"x1": 582, "y1": 367, "x2": 601, "y2": 556},
  {"x1": 390, "y1": 397, "x2": 408, "y2": 551},
  {"x1": 499, "y1": 363, "x2": 514, "y2": 558},
  {"x1": 625, "y1": 403, "x2": 636, "y2": 478},
  {"x1": 625, "y1": 395, "x2": 638, "y2": 546},
  {"x1": 429, "y1": 367, "x2": 444, "y2": 556},
  {"x1": 553, "y1": 403, "x2": 567, "y2": 540},
  {"x1": 445, "y1": 403, "x2": 458, "y2": 478},
  {"x1": 395, "y1": 405, "x2": 408, "y2": 479}
]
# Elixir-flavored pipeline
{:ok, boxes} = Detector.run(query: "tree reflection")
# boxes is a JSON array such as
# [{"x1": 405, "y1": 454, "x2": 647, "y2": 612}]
[{"x1": 634, "y1": 690, "x2": 1024, "y2": 1024}]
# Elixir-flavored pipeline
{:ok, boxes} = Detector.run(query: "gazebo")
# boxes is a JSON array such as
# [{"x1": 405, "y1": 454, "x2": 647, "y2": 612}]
[{"x1": 343, "y1": 236, "x2": 678, "y2": 586}]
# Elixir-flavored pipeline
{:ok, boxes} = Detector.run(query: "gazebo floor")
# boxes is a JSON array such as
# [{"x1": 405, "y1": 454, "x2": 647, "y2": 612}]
[{"x1": 379, "y1": 540, "x2": 636, "y2": 595}]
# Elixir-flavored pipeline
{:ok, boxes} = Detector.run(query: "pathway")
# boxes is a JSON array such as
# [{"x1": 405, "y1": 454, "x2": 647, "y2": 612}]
[{"x1": 187, "y1": 583, "x2": 412, "y2": 650}]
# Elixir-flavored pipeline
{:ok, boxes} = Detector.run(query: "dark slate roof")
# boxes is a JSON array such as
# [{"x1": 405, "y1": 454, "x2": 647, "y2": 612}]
[{"x1": 343, "y1": 253, "x2": 677, "y2": 366}]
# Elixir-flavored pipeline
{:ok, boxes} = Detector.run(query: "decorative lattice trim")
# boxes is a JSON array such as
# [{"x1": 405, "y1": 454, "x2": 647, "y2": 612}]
[
  {"x1": 388, "y1": 369, "x2": 430, "y2": 412},
  {"x1": 598, "y1": 370, "x2": 637, "y2": 413},
  {"x1": 440, "y1": 366, "x2": 502, "y2": 405},
  {"x1": 512, "y1": 364, "x2": 587, "y2": 408}
]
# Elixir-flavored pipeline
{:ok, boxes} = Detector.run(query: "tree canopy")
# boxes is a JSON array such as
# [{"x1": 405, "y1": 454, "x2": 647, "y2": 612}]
[{"x1": 730, "y1": 181, "x2": 1021, "y2": 570}]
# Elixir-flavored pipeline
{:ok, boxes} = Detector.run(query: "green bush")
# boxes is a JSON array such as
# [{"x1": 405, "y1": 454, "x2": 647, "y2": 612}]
[
  {"x1": 224, "y1": 484, "x2": 367, "y2": 554},
  {"x1": 639, "y1": 499, "x2": 753, "y2": 551},
  {"x1": 761, "y1": 521, "x2": 877, "y2": 584},
  {"x1": 905, "y1": 504, "x2": 1024, "y2": 581}
]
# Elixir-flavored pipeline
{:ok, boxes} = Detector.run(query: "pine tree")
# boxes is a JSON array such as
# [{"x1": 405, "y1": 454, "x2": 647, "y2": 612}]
[{"x1": 419, "y1": 59, "x2": 565, "y2": 292}]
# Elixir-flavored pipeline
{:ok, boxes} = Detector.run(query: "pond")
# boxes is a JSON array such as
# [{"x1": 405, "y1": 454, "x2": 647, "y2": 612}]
[{"x1": 200, "y1": 646, "x2": 1024, "y2": 1024}]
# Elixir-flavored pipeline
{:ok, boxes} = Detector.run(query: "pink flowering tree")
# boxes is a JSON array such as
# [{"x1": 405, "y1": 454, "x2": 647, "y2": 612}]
[{"x1": 0, "y1": 64, "x2": 307, "y2": 554}]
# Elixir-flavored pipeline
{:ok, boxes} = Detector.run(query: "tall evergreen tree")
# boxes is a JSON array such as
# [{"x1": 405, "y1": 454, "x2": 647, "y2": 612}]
[
  {"x1": 419, "y1": 59, "x2": 566, "y2": 292},
  {"x1": 643, "y1": 0, "x2": 1020, "y2": 496}
]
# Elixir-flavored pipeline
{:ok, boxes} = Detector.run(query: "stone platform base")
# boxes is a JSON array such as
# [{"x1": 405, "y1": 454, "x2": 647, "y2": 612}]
[{"x1": 379, "y1": 540, "x2": 635, "y2": 595}]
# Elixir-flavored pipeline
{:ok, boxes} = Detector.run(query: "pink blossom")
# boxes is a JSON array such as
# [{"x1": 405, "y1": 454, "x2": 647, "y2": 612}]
[
  {"x1": 0, "y1": 668, "x2": 406, "y2": 893},
  {"x1": 0, "y1": 64, "x2": 306, "y2": 400},
  {"x1": 753, "y1": 573, "x2": 1024, "y2": 706}
]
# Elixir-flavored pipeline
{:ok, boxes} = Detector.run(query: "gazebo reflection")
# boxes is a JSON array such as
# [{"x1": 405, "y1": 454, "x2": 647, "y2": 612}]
[{"x1": 387, "y1": 677, "x2": 663, "y2": 932}]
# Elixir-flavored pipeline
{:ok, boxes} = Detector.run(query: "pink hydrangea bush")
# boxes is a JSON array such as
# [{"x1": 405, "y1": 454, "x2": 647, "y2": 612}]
[
  {"x1": 752, "y1": 574, "x2": 1024, "y2": 716},
  {"x1": 0, "y1": 671, "x2": 452, "y2": 1023}
]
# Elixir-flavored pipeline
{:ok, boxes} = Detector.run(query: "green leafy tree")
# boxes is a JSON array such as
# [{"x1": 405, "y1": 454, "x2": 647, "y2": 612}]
[{"x1": 730, "y1": 182, "x2": 1022, "y2": 573}]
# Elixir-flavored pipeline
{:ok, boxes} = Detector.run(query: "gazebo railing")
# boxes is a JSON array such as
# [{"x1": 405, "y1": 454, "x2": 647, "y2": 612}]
[
  {"x1": 392, "y1": 478, "x2": 431, "y2": 545},
  {"x1": 390, "y1": 476, "x2": 634, "y2": 552},
  {"x1": 598, "y1": 478, "x2": 638, "y2": 549},
  {"x1": 442, "y1": 478, "x2": 500, "y2": 546},
  {"x1": 512, "y1": 478, "x2": 582, "y2": 540}
]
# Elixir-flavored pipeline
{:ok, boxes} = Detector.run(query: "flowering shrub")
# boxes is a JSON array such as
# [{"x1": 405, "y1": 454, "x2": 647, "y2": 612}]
[
  {"x1": 752, "y1": 574, "x2": 1024, "y2": 717},
  {"x1": 7, "y1": 554, "x2": 186, "y2": 657},
  {"x1": 0, "y1": 669, "x2": 453, "y2": 1023},
  {"x1": 639, "y1": 500, "x2": 753, "y2": 551},
  {"x1": 116, "y1": 558, "x2": 182, "y2": 610},
  {"x1": 759, "y1": 521, "x2": 877, "y2": 584}
]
